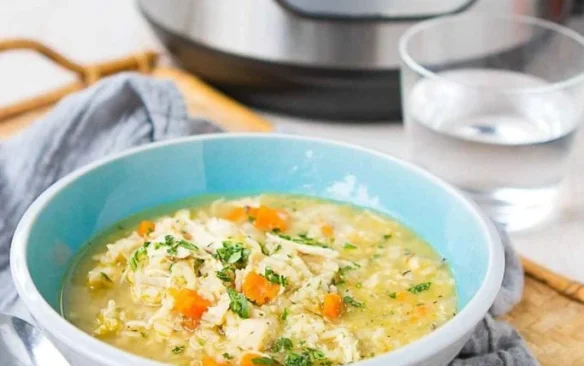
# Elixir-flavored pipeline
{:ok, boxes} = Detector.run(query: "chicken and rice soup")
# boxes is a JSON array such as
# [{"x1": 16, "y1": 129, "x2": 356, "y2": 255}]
[{"x1": 62, "y1": 195, "x2": 457, "y2": 366}]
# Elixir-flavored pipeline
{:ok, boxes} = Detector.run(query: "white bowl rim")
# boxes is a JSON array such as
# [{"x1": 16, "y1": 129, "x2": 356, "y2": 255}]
[{"x1": 11, "y1": 133, "x2": 504, "y2": 366}]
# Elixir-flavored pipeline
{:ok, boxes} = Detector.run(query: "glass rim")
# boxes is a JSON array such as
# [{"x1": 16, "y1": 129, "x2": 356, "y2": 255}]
[{"x1": 399, "y1": 13, "x2": 584, "y2": 94}]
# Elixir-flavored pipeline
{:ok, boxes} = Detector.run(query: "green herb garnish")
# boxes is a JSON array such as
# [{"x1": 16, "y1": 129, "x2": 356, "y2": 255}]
[
  {"x1": 281, "y1": 308, "x2": 290, "y2": 320},
  {"x1": 216, "y1": 266, "x2": 235, "y2": 282},
  {"x1": 129, "y1": 246, "x2": 147, "y2": 271},
  {"x1": 284, "y1": 347, "x2": 331, "y2": 366},
  {"x1": 284, "y1": 352, "x2": 309, "y2": 366},
  {"x1": 216, "y1": 241, "x2": 250, "y2": 269},
  {"x1": 153, "y1": 235, "x2": 197, "y2": 256},
  {"x1": 388, "y1": 292, "x2": 397, "y2": 299},
  {"x1": 252, "y1": 357, "x2": 277, "y2": 365},
  {"x1": 383, "y1": 234, "x2": 392, "y2": 240},
  {"x1": 276, "y1": 233, "x2": 329, "y2": 248},
  {"x1": 264, "y1": 267, "x2": 287, "y2": 286},
  {"x1": 178, "y1": 240, "x2": 198, "y2": 251},
  {"x1": 408, "y1": 282, "x2": 432, "y2": 294},
  {"x1": 99, "y1": 272, "x2": 113, "y2": 283},
  {"x1": 305, "y1": 348, "x2": 330, "y2": 364},
  {"x1": 343, "y1": 295, "x2": 364, "y2": 308},
  {"x1": 272, "y1": 337, "x2": 293, "y2": 352},
  {"x1": 343, "y1": 242, "x2": 357, "y2": 250},
  {"x1": 171, "y1": 345, "x2": 185, "y2": 354},
  {"x1": 227, "y1": 287, "x2": 250, "y2": 319},
  {"x1": 223, "y1": 353, "x2": 234, "y2": 360}
]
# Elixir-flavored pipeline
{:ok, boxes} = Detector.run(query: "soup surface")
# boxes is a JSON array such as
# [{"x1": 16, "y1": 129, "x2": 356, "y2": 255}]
[{"x1": 62, "y1": 195, "x2": 457, "y2": 365}]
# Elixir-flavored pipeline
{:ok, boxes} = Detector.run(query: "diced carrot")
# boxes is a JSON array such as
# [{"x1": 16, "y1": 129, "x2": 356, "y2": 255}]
[
  {"x1": 240, "y1": 353, "x2": 263, "y2": 366},
  {"x1": 226, "y1": 207, "x2": 247, "y2": 222},
  {"x1": 202, "y1": 355, "x2": 227, "y2": 366},
  {"x1": 137, "y1": 220, "x2": 155, "y2": 237},
  {"x1": 416, "y1": 305, "x2": 428, "y2": 316},
  {"x1": 253, "y1": 206, "x2": 288, "y2": 232},
  {"x1": 322, "y1": 293, "x2": 343, "y2": 321},
  {"x1": 170, "y1": 288, "x2": 212, "y2": 323},
  {"x1": 242, "y1": 272, "x2": 280, "y2": 305},
  {"x1": 321, "y1": 224, "x2": 334, "y2": 237}
]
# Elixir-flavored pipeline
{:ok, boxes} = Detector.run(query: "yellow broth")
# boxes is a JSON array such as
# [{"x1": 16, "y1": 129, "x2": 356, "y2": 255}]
[{"x1": 62, "y1": 195, "x2": 457, "y2": 365}]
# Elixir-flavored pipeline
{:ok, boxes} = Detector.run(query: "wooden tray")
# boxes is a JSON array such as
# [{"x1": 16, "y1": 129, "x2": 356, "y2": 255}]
[{"x1": 1, "y1": 39, "x2": 583, "y2": 366}]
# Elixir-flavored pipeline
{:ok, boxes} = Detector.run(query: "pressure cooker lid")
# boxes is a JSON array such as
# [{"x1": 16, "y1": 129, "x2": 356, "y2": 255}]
[{"x1": 278, "y1": 0, "x2": 477, "y2": 20}]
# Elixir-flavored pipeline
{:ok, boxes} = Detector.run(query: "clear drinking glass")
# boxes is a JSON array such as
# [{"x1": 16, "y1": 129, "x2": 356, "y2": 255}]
[{"x1": 399, "y1": 15, "x2": 584, "y2": 232}]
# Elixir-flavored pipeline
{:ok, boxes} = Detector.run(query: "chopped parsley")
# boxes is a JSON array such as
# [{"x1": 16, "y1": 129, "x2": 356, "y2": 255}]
[
  {"x1": 264, "y1": 267, "x2": 287, "y2": 286},
  {"x1": 171, "y1": 345, "x2": 185, "y2": 354},
  {"x1": 227, "y1": 287, "x2": 250, "y2": 319},
  {"x1": 281, "y1": 308, "x2": 290, "y2": 320},
  {"x1": 343, "y1": 242, "x2": 357, "y2": 250},
  {"x1": 276, "y1": 233, "x2": 329, "y2": 248},
  {"x1": 284, "y1": 347, "x2": 331, "y2": 366},
  {"x1": 129, "y1": 246, "x2": 147, "y2": 271},
  {"x1": 356, "y1": 282, "x2": 362, "y2": 289},
  {"x1": 153, "y1": 235, "x2": 198, "y2": 256},
  {"x1": 305, "y1": 348, "x2": 330, "y2": 365},
  {"x1": 252, "y1": 357, "x2": 277, "y2": 365},
  {"x1": 272, "y1": 337, "x2": 293, "y2": 352},
  {"x1": 259, "y1": 243, "x2": 270, "y2": 256},
  {"x1": 216, "y1": 241, "x2": 250, "y2": 269},
  {"x1": 343, "y1": 295, "x2": 364, "y2": 308},
  {"x1": 388, "y1": 292, "x2": 397, "y2": 299},
  {"x1": 177, "y1": 239, "x2": 198, "y2": 251},
  {"x1": 408, "y1": 282, "x2": 432, "y2": 294},
  {"x1": 383, "y1": 234, "x2": 392, "y2": 240},
  {"x1": 338, "y1": 265, "x2": 358, "y2": 276},
  {"x1": 336, "y1": 264, "x2": 359, "y2": 285},
  {"x1": 216, "y1": 266, "x2": 235, "y2": 282},
  {"x1": 99, "y1": 272, "x2": 113, "y2": 283},
  {"x1": 223, "y1": 353, "x2": 234, "y2": 360},
  {"x1": 284, "y1": 352, "x2": 308, "y2": 366}
]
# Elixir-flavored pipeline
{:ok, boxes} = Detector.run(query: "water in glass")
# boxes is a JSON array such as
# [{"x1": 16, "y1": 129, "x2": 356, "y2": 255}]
[{"x1": 405, "y1": 68, "x2": 579, "y2": 231}]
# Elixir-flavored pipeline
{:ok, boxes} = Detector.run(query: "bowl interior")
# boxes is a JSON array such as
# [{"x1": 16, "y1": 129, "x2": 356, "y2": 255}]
[{"x1": 22, "y1": 135, "x2": 490, "y2": 313}]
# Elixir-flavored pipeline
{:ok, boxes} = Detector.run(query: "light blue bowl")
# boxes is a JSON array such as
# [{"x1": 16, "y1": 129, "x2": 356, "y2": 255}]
[{"x1": 11, "y1": 134, "x2": 504, "y2": 366}]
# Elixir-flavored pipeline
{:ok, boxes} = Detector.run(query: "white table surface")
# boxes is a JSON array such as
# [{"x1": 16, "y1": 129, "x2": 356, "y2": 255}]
[{"x1": 1, "y1": 0, "x2": 582, "y2": 282}]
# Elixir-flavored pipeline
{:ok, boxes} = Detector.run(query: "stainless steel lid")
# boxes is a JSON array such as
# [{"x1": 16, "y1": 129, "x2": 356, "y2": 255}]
[{"x1": 138, "y1": 0, "x2": 526, "y2": 70}]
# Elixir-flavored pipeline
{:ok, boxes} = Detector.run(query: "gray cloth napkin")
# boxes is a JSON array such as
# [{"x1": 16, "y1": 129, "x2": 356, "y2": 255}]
[{"x1": 0, "y1": 73, "x2": 537, "y2": 365}]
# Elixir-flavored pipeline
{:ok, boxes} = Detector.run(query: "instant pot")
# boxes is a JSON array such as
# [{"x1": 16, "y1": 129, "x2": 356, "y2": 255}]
[{"x1": 139, "y1": 0, "x2": 575, "y2": 120}]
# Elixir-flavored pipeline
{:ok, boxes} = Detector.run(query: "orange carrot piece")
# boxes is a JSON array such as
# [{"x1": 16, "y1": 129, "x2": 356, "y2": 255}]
[
  {"x1": 416, "y1": 305, "x2": 428, "y2": 316},
  {"x1": 226, "y1": 207, "x2": 247, "y2": 222},
  {"x1": 253, "y1": 206, "x2": 288, "y2": 232},
  {"x1": 170, "y1": 288, "x2": 212, "y2": 323},
  {"x1": 242, "y1": 272, "x2": 280, "y2": 305},
  {"x1": 240, "y1": 353, "x2": 264, "y2": 366},
  {"x1": 202, "y1": 355, "x2": 227, "y2": 366},
  {"x1": 322, "y1": 293, "x2": 343, "y2": 320},
  {"x1": 321, "y1": 224, "x2": 334, "y2": 237},
  {"x1": 137, "y1": 220, "x2": 155, "y2": 237}
]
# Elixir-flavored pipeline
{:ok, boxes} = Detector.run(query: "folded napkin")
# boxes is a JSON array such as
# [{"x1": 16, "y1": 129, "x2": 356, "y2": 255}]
[{"x1": 0, "y1": 73, "x2": 537, "y2": 365}]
